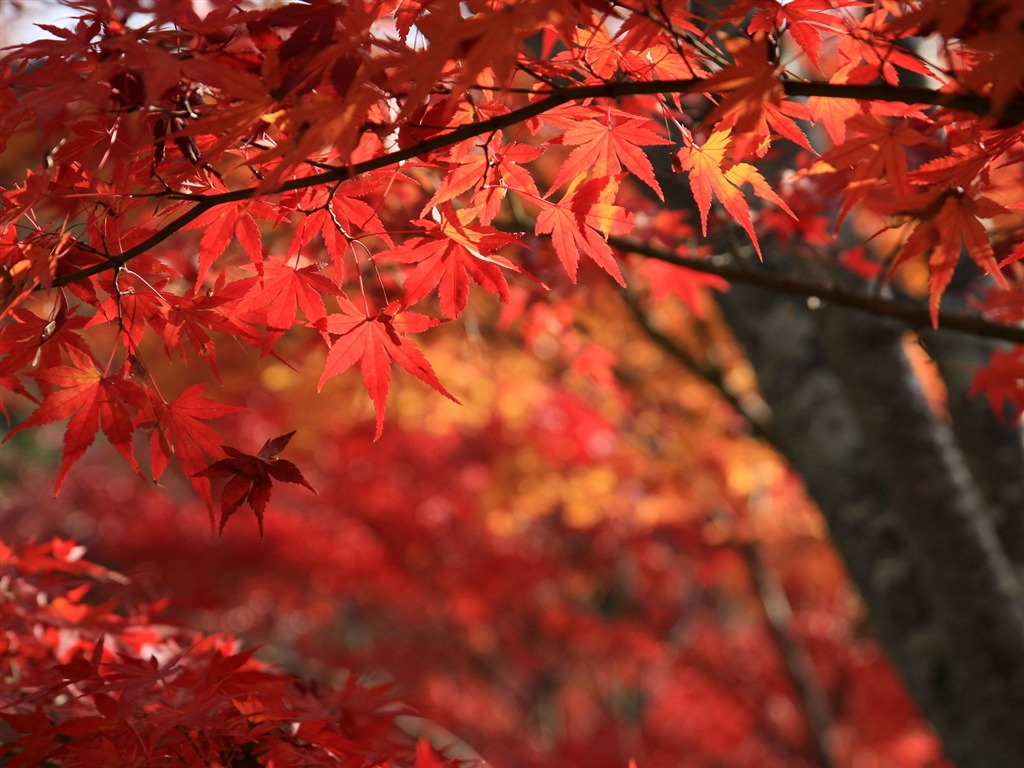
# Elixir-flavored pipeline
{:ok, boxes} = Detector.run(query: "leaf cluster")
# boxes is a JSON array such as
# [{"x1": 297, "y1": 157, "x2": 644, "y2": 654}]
[
  {"x1": 2, "y1": 0, "x2": 1023, "y2": 531},
  {"x1": 1, "y1": 538, "x2": 457, "y2": 768}
]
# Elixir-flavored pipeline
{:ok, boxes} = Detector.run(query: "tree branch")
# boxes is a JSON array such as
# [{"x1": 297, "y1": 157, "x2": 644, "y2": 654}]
[
  {"x1": 48, "y1": 77, "x2": 1021, "y2": 289},
  {"x1": 611, "y1": 237, "x2": 1024, "y2": 344},
  {"x1": 817, "y1": 306, "x2": 1024, "y2": 767},
  {"x1": 619, "y1": 289, "x2": 776, "y2": 441},
  {"x1": 736, "y1": 533, "x2": 839, "y2": 768}
]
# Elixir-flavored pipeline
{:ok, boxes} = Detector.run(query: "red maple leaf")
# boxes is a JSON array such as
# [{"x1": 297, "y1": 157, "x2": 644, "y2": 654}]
[
  {"x1": 425, "y1": 141, "x2": 543, "y2": 225},
  {"x1": 698, "y1": 35, "x2": 814, "y2": 156},
  {"x1": 194, "y1": 431, "x2": 316, "y2": 536},
  {"x1": 970, "y1": 347, "x2": 1024, "y2": 422},
  {"x1": 640, "y1": 259, "x2": 730, "y2": 318},
  {"x1": 391, "y1": 205, "x2": 522, "y2": 317},
  {"x1": 890, "y1": 189, "x2": 1008, "y2": 326},
  {"x1": 478, "y1": 142, "x2": 545, "y2": 222},
  {"x1": 544, "y1": 105, "x2": 671, "y2": 198},
  {"x1": 808, "y1": 87, "x2": 861, "y2": 146},
  {"x1": 0, "y1": 300, "x2": 90, "y2": 411},
  {"x1": 0, "y1": 226, "x2": 65, "y2": 318},
  {"x1": 135, "y1": 385, "x2": 243, "y2": 510},
  {"x1": 534, "y1": 174, "x2": 631, "y2": 285},
  {"x1": 238, "y1": 261, "x2": 341, "y2": 334},
  {"x1": 285, "y1": 179, "x2": 396, "y2": 285},
  {"x1": 4, "y1": 347, "x2": 146, "y2": 493},
  {"x1": 423, "y1": 153, "x2": 489, "y2": 212},
  {"x1": 150, "y1": 276, "x2": 263, "y2": 377},
  {"x1": 745, "y1": 0, "x2": 845, "y2": 70},
  {"x1": 187, "y1": 199, "x2": 273, "y2": 285},
  {"x1": 315, "y1": 297, "x2": 459, "y2": 439},
  {"x1": 811, "y1": 113, "x2": 928, "y2": 223}
]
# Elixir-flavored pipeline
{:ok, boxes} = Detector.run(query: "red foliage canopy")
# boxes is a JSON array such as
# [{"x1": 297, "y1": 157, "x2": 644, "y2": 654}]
[
  {"x1": 2, "y1": 1, "x2": 1023, "y2": 767},
  {"x1": 3, "y1": 1, "x2": 1023, "y2": 527}
]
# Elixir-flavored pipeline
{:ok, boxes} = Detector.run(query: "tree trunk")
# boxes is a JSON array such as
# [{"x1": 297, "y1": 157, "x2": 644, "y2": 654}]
[
  {"x1": 643, "y1": 14, "x2": 1024, "y2": 742},
  {"x1": 715, "y1": 277, "x2": 1024, "y2": 767}
]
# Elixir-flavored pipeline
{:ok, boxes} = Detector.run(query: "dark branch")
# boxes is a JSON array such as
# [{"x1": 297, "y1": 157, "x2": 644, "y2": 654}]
[
  {"x1": 620, "y1": 289, "x2": 775, "y2": 441},
  {"x1": 50, "y1": 77, "x2": 1022, "y2": 291},
  {"x1": 736, "y1": 533, "x2": 840, "y2": 768},
  {"x1": 612, "y1": 237, "x2": 1024, "y2": 345}
]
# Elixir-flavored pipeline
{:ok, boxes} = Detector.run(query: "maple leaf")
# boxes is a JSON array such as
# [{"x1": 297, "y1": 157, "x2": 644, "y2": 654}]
[
  {"x1": 468, "y1": 142, "x2": 543, "y2": 224},
  {"x1": 135, "y1": 385, "x2": 243, "y2": 510},
  {"x1": 698, "y1": 35, "x2": 814, "y2": 156},
  {"x1": 544, "y1": 106, "x2": 671, "y2": 198},
  {"x1": 804, "y1": 63, "x2": 863, "y2": 145},
  {"x1": 238, "y1": 261, "x2": 341, "y2": 336},
  {"x1": 86, "y1": 261, "x2": 177, "y2": 352},
  {"x1": 845, "y1": 8, "x2": 937, "y2": 85},
  {"x1": 413, "y1": 137, "x2": 544, "y2": 224},
  {"x1": 315, "y1": 297, "x2": 459, "y2": 439},
  {"x1": 909, "y1": 144, "x2": 989, "y2": 190},
  {"x1": 287, "y1": 180, "x2": 396, "y2": 284},
  {"x1": 554, "y1": 11, "x2": 684, "y2": 81},
  {"x1": 4, "y1": 347, "x2": 146, "y2": 493},
  {"x1": 672, "y1": 128, "x2": 795, "y2": 258},
  {"x1": 0, "y1": 228, "x2": 65, "y2": 318},
  {"x1": 424, "y1": 153, "x2": 489, "y2": 212},
  {"x1": 804, "y1": 113, "x2": 929, "y2": 225},
  {"x1": 699, "y1": 35, "x2": 784, "y2": 131},
  {"x1": 0, "y1": 300, "x2": 90, "y2": 411},
  {"x1": 187, "y1": 200, "x2": 273, "y2": 285},
  {"x1": 392, "y1": 205, "x2": 522, "y2": 317},
  {"x1": 534, "y1": 175, "x2": 632, "y2": 285},
  {"x1": 194, "y1": 431, "x2": 316, "y2": 536},
  {"x1": 970, "y1": 347, "x2": 1024, "y2": 422},
  {"x1": 890, "y1": 189, "x2": 1008, "y2": 326},
  {"x1": 745, "y1": 0, "x2": 845, "y2": 70},
  {"x1": 640, "y1": 259, "x2": 730, "y2": 318}
]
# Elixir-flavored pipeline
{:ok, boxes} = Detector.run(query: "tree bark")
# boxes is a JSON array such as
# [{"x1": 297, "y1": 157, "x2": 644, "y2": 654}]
[
  {"x1": 644, "y1": 40, "x2": 1024, "y2": 751},
  {"x1": 708, "y1": 266, "x2": 1024, "y2": 766},
  {"x1": 816, "y1": 304, "x2": 1024, "y2": 767},
  {"x1": 918, "y1": 271, "x2": 1024, "y2": 575}
]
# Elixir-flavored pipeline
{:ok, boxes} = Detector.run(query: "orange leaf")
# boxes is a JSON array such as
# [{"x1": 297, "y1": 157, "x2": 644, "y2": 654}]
[
  {"x1": 892, "y1": 191, "x2": 1008, "y2": 326},
  {"x1": 316, "y1": 297, "x2": 458, "y2": 439},
  {"x1": 392, "y1": 206, "x2": 522, "y2": 317},
  {"x1": 535, "y1": 175, "x2": 631, "y2": 284},
  {"x1": 673, "y1": 129, "x2": 794, "y2": 258},
  {"x1": 546, "y1": 106, "x2": 671, "y2": 198}
]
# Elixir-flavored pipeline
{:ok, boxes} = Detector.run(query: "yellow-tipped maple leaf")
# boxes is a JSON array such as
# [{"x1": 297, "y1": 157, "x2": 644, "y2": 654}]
[
  {"x1": 673, "y1": 128, "x2": 794, "y2": 258},
  {"x1": 535, "y1": 174, "x2": 632, "y2": 285}
]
